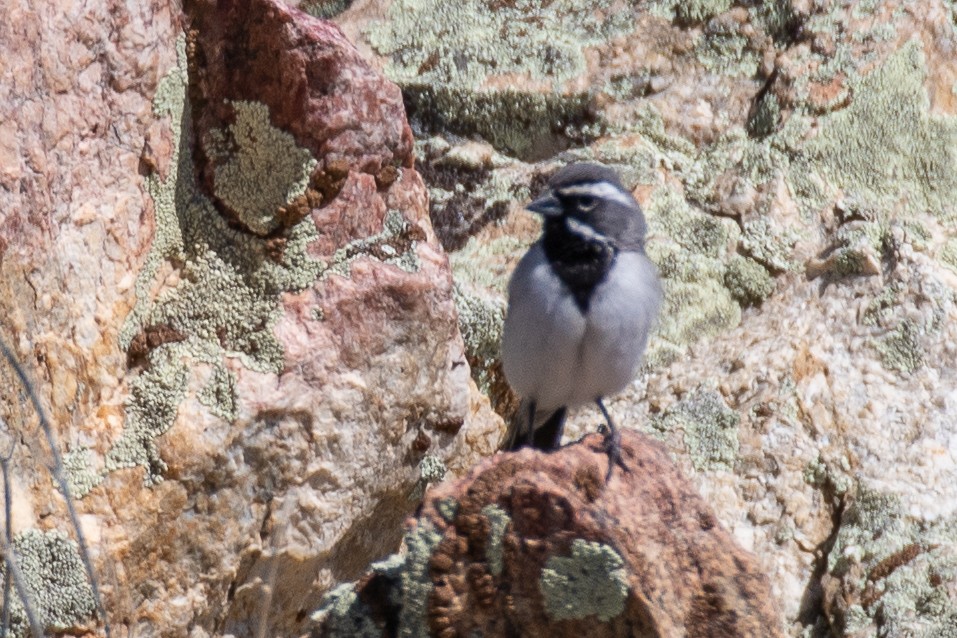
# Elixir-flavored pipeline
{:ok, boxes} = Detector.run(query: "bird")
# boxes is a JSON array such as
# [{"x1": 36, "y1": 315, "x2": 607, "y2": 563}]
[{"x1": 500, "y1": 162, "x2": 662, "y2": 479}]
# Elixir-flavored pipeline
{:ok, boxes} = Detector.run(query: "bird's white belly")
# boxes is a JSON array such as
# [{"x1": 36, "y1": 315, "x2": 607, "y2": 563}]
[{"x1": 501, "y1": 246, "x2": 660, "y2": 410}]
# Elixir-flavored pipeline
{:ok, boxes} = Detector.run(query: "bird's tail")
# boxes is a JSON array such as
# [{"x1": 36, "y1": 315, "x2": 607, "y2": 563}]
[{"x1": 500, "y1": 398, "x2": 567, "y2": 451}]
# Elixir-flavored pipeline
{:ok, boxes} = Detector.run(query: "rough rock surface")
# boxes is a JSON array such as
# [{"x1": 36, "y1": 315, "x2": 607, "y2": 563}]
[
  {"x1": 0, "y1": 0, "x2": 499, "y2": 635},
  {"x1": 315, "y1": 430, "x2": 784, "y2": 637},
  {"x1": 329, "y1": 0, "x2": 957, "y2": 636}
]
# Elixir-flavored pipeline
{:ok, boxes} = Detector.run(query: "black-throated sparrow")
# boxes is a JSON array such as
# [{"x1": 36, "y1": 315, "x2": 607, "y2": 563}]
[{"x1": 500, "y1": 163, "x2": 661, "y2": 478}]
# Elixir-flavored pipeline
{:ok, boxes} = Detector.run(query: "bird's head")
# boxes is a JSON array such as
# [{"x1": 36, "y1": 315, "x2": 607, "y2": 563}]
[{"x1": 527, "y1": 163, "x2": 648, "y2": 250}]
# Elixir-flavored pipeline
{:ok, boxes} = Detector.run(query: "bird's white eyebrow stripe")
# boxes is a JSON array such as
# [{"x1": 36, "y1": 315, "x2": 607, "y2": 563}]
[{"x1": 556, "y1": 181, "x2": 634, "y2": 207}]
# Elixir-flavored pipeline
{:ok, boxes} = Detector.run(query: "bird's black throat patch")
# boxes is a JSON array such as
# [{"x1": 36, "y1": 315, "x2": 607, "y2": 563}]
[{"x1": 542, "y1": 217, "x2": 617, "y2": 312}]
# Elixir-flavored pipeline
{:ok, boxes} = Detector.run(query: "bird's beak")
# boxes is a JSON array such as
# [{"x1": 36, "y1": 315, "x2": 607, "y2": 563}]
[{"x1": 526, "y1": 193, "x2": 562, "y2": 217}]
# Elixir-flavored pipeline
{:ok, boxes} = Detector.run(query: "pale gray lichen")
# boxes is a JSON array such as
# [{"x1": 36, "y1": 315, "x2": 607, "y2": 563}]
[
  {"x1": 410, "y1": 455, "x2": 448, "y2": 501},
  {"x1": 205, "y1": 100, "x2": 318, "y2": 235},
  {"x1": 62, "y1": 448, "x2": 103, "y2": 499},
  {"x1": 740, "y1": 217, "x2": 799, "y2": 272},
  {"x1": 481, "y1": 504, "x2": 511, "y2": 577},
  {"x1": 323, "y1": 210, "x2": 421, "y2": 278},
  {"x1": 105, "y1": 343, "x2": 189, "y2": 481},
  {"x1": 0, "y1": 530, "x2": 96, "y2": 637},
  {"x1": 825, "y1": 485, "x2": 957, "y2": 637},
  {"x1": 366, "y1": 0, "x2": 632, "y2": 158},
  {"x1": 198, "y1": 364, "x2": 238, "y2": 422},
  {"x1": 419, "y1": 455, "x2": 447, "y2": 484},
  {"x1": 643, "y1": 187, "x2": 742, "y2": 365},
  {"x1": 939, "y1": 238, "x2": 957, "y2": 274},
  {"x1": 312, "y1": 583, "x2": 381, "y2": 638},
  {"x1": 436, "y1": 497, "x2": 458, "y2": 523},
  {"x1": 697, "y1": 25, "x2": 762, "y2": 77},
  {"x1": 111, "y1": 35, "x2": 324, "y2": 486},
  {"x1": 399, "y1": 521, "x2": 443, "y2": 638},
  {"x1": 539, "y1": 538, "x2": 629, "y2": 622}
]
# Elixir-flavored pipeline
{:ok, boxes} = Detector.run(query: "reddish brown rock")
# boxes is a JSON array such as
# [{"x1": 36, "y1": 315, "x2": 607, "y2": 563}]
[
  {"x1": 188, "y1": 0, "x2": 415, "y2": 234},
  {"x1": 316, "y1": 430, "x2": 784, "y2": 637},
  {"x1": 0, "y1": 0, "x2": 500, "y2": 635}
]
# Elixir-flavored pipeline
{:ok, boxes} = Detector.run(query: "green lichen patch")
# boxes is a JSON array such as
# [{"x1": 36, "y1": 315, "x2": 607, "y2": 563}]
[
  {"x1": 740, "y1": 217, "x2": 799, "y2": 273},
  {"x1": 674, "y1": 0, "x2": 732, "y2": 24},
  {"x1": 367, "y1": 0, "x2": 634, "y2": 89},
  {"x1": 403, "y1": 85, "x2": 597, "y2": 161},
  {"x1": 204, "y1": 101, "x2": 318, "y2": 235},
  {"x1": 453, "y1": 284, "x2": 505, "y2": 397},
  {"x1": 648, "y1": 188, "x2": 738, "y2": 259},
  {"x1": 861, "y1": 284, "x2": 901, "y2": 327},
  {"x1": 366, "y1": 0, "x2": 634, "y2": 159},
  {"x1": 450, "y1": 231, "x2": 529, "y2": 296},
  {"x1": 875, "y1": 319, "x2": 924, "y2": 374},
  {"x1": 802, "y1": 456, "x2": 852, "y2": 498},
  {"x1": 723, "y1": 254, "x2": 775, "y2": 306},
  {"x1": 539, "y1": 538, "x2": 629, "y2": 622},
  {"x1": 481, "y1": 504, "x2": 511, "y2": 577},
  {"x1": 939, "y1": 237, "x2": 957, "y2": 273},
  {"x1": 792, "y1": 40, "x2": 957, "y2": 221},
  {"x1": 651, "y1": 388, "x2": 740, "y2": 471},
  {"x1": 0, "y1": 530, "x2": 96, "y2": 637},
  {"x1": 825, "y1": 485, "x2": 957, "y2": 637},
  {"x1": 643, "y1": 186, "x2": 743, "y2": 362},
  {"x1": 302, "y1": 0, "x2": 352, "y2": 18},
  {"x1": 120, "y1": 35, "x2": 190, "y2": 352},
  {"x1": 696, "y1": 25, "x2": 763, "y2": 77}
]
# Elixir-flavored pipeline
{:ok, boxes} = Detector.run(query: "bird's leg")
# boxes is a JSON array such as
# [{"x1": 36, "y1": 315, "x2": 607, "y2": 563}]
[
  {"x1": 596, "y1": 398, "x2": 628, "y2": 481},
  {"x1": 524, "y1": 399, "x2": 537, "y2": 447}
]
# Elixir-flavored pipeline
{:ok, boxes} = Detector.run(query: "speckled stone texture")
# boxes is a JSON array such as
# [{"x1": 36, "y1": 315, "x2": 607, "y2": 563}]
[
  {"x1": 315, "y1": 430, "x2": 784, "y2": 637},
  {"x1": 0, "y1": 0, "x2": 499, "y2": 635}
]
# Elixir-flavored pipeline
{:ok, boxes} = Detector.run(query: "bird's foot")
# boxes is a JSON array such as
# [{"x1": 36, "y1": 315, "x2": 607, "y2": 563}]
[{"x1": 602, "y1": 425, "x2": 628, "y2": 482}]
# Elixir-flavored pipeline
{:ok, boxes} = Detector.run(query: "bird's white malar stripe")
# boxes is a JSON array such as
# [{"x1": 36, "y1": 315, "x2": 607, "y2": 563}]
[
  {"x1": 565, "y1": 216, "x2": 611, "y2": 245},
  {"x1": 556, "y1": 181, "x2": 634, "y2": 207}
]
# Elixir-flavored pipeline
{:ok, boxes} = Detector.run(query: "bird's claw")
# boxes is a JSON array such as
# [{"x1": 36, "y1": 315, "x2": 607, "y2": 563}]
[{"x1": 602, "y1": 426, "x2": 628, "y2": 482}]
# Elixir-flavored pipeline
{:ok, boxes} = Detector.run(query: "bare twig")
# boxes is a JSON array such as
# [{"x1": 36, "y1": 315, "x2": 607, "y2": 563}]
[
  {"x1": 0, "y1": 428, "x2": 15, "y2": 637},
  {"x1": 0, "y1": 338, "x2": 111, "y2": 637}
]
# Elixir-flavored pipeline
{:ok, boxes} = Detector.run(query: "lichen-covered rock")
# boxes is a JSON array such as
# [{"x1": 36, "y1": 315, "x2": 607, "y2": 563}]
[
  {"x1": 314, "y1": 430, "x2": 784, "y2": 637},
  {"x1": 333, "y1": 1, "x2": 957, "y2": 635},
  {"x1": 0, "y1": 0, "x2": 500, "y2": 635}
]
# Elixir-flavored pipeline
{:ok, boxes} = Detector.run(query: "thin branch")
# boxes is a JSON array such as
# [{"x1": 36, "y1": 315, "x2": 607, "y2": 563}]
[
  {"x1": 0, "y1": 513, "x2": 43, "y2": 638},
  {"x1": 0, "y1": 338, "x2": 111, "y2": 637}
]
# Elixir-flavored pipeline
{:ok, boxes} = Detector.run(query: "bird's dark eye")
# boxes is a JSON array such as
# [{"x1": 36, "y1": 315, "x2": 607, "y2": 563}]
[{"x1": 578, "y1": 195, "x2": 597, "y2": 211}]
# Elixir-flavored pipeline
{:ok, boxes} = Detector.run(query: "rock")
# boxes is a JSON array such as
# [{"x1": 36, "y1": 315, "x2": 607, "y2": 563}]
[
  {"x1": 331, "y1": 0, "x2": 957, "y2": 635},
  {"x1": 0, "y1": 0, "x2": 500, "y2": 635},
  {"x1": 314, "y1": 430, "x2": 784, "y2": 637}
]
